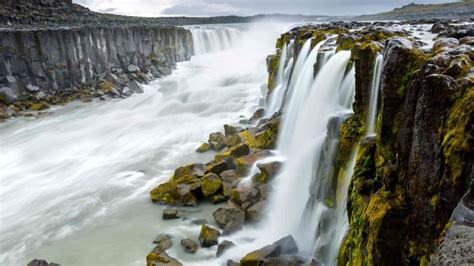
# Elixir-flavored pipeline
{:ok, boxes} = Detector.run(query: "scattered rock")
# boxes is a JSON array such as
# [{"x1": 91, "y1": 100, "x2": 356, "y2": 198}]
[
  {"x1": 30, "y1": 102, "x2": 49, "y2": 111},
  {"x1": 146, "y1": 247, "x2": 182, "y2": 266},
  {"x1": 213, "y1": 201, "x2": 246, "y2": 228},
  {"x1": 240, "y1": 235, "x2": 299, "y2": 266},
  {"x1": 246, "y1": 201, "x2": 266, "y2": 222},
  {"x1": 220, "y1": 169, "x2": 241, "y2": 183},
  {"x1": 210, "y1": 194, "x2": 227, "y2": 204},
  {"x1": 217, "y1": 240, "x2": 236, "y2": 257},
  {"x1": 196, "y1": 143, "x2": 211, "y2": 153},
  {"x1": 27, "y1": 259, "x2": 60, "y2": 266},
  {"x1": 433, "y1": 38, "x2": 459, "y2": 51},
  {"x1": 181, "y1": 239, "x2": 199, "y2": 254},
  {"x1": 127, "y1": 64, "x2": 141, "y2": 73},
  {"x1": 153, "y1": 234, "x2": 172, "y2": 251},
  {"x1": 199, "y1": 224, "x2": 220, "y2": 247}
]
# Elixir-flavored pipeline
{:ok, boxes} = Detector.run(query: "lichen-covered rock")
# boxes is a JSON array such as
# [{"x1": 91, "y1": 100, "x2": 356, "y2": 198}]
[
  {"x1": 196, "y1": 143, "x2": 211, "y2": 153},
  {"x1": 253, "y1": 161, "x2": 281, "y2": 184},
  {"x1": 199, "y1": 224, "x2": 220, "y2": 247},
  {"x1": 200, "y1": 173, "x2": 222, "y2": 197},
  {"x1": 146, "y1": 248, "x2": 182, "y2": 266},
  {"x1": 150, "y1": 178, "x2": 198, "y2": 207}
]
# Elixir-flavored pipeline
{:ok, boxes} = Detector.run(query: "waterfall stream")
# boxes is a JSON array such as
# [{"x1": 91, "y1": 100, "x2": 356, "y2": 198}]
[{"x1": 190, "y1": 26, "x2": 243, "y2": 55}]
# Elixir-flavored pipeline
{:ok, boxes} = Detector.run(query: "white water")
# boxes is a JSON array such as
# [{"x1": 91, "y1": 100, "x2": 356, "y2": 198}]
[
  {"x1": 366, "y1": 54, "x2": 383, "y2": 136},
  {"x1": 266, "y1": 51, "x2": 353, "y2": 253},
  {"x1": 0, "y1": 23, "x2": 287, "y2": 266},
  {"x1": 190, "y1": 26, "x2": 243, "y2": 55}
]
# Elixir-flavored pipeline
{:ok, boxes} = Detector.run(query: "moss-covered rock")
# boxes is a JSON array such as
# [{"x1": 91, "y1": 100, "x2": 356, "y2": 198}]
[
  {"x1": 200, "y1": 173, "x2": 222, "y2": 197},
  {"x1": 199, "y1": 224, "x2": 220, "y2": 247}
]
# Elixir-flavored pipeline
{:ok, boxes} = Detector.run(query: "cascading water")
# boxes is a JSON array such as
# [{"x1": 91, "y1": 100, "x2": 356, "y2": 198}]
[
  {"x1": 0, "y1": 23, "x2": 287, "y2": 266},
  {"x1": 264, "y1": 51, "x2": 353, "y2": 252},
  {"x1": 190, "y1": 26, "x2": 243, "y2": 55},
  {"x1": 366, "y1": 54, "x2": 384, "y2": 136}
]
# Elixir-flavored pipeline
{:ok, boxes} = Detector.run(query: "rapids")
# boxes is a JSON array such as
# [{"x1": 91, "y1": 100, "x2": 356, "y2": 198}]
[{"x1": 0, "y1": 23, "x2": 287, "y2": 266}]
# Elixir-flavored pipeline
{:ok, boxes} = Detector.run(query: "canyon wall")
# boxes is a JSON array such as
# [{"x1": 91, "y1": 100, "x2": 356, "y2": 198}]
[{"x1": 0, "y1": 26, "x2": 193, "y2": 105}]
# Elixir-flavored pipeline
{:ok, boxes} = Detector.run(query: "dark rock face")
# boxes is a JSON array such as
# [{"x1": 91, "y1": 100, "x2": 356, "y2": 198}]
[
  {"x1": 0, "y1": 26, "x2": 193, "y2": 105},
  {"x1": 240, "y1": 235, "x2": 299, "y2": 266},
  {"x1": 339, "y1": 28, "x2": 473, "y2": 265}
]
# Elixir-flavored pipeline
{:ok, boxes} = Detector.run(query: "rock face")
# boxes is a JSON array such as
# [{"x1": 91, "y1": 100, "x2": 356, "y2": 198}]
[
  {"x1": 337, "y1": 28, "x2": 473, "y2": 265},
  {"x1": 0, "y1": 26, "x2": 193, "y2": 105}
]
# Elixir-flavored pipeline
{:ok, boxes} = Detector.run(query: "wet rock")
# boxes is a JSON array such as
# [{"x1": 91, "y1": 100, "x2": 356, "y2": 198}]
[
  {"x1": 433, "y1": 38, "x2": 459, "y2": 51},
  {"x1": 209, "y1": 132, "x2": 227, "y2": 151},
  {"x1": 225, "y1": 134, "x2": 242, "y2": 147},
  {"x1": 206, "y1": 160, "x2": 231, "y2": 175},
  {"x1": 199, "y1": 224, "x2": 220, "y2": 247},
  {"x1": 128, "y1": 80, "x2": 143, "y2": 93},
  {"x1": 30, "y1": 102, "x2": 49, "y2": 111},
  {"x1": 162, "y1": 209, "x2": 180, "y2": 220},
  {"x1": 217, "y1": 240, "x2": 236, "y2": 257},
  {"x1": 240, "y1": 235, "x2": 299, "y2": 266},
  {"x1": 175, "y1": 174, "x2": 201, "y2": 196},
  {"x1": 227, "y1": 260, "x2": 240, "y2": 266},
  {"x1": 150, "y1": 181, "x2": 198, "y2": 207},
  {"x1": 190, "y1": 219, "x2": 208, "y2": 225},
  {"x1": 196, "y1": 143, "x2": 211, "y2": 153},
  {"x1": 153, "y1": 234, "x2": 172, "y2": 251},
  {"x1": 235, "y1": 154, "x2": 261, "y2": 175},
  {"x1": 431, "y1": 21, "x2": 450, "y2": 33},
  {"x1": 211, "y1": 194, "x2": 227, "y2": 204},
  {"x1": 213, "y1": 201, "x2": 246, "y2": 228},
  {"x1": 127, "y1": 64, "x2": 141, "y2": 73},
  {"x1": 220, "y1": 170, "x2": 241, "y2": 183},
  {"x1": 27, "y1": 259, "x2": 60, "y2": 266},
  {"x1": 174, "y1": 163, "x2": 205, "y2": 179},
  {"x1": 216, "y1": 144, "x2": 250, "y2": 161},
  {"x1": 231, "y1": 187, "x2": 260, "y2": 207},
  {"x1": 146, "y1": 247, "x2": 182, "y2": 266},
  {"x1": 258, "y1": 184, "x2": 273, "y2": 200},
  {"x1": 224, "y1": 124, "x2": 241, "y2": 136},
  {"x1": 223, "y1": 221, "x2": 243, "y2": 235},
  {"x1": 254, "y1": 161, "x2": 281, "y2": 184},
  {"x1": 180, "y1": 239, "x2": 199, "y2": 254},
  {"x1": 246, "y1": 201, "x2": 266, "y2": 222},
  {"x1": 337, "y1": 34, "x2": 357, "y2": 51},
  {"x1": 0, "y1": 86, "x2": 19, "y2": 104},
  {"x1": 200, "y1": 173, "x2": 223, "y2": 197}
]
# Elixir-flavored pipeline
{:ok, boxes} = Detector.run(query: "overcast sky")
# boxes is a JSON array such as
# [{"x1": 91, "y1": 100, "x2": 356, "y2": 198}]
[{"x1": 73, "y1": 0, "x2": 459, "y2": 17}]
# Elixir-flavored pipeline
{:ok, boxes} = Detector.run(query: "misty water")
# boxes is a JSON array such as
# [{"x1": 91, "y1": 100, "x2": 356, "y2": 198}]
[{"x1": 0, "y1": 23, "x2": 288, "y2": 266}]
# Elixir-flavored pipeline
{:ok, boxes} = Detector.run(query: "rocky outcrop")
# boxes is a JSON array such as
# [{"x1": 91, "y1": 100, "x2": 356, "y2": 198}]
[
  {"x1": 0, "y1": 25, "x2": 193, "y2": 115},
  {"x1": 337, "y1": 26, "x2": 473, "y2": 265}
]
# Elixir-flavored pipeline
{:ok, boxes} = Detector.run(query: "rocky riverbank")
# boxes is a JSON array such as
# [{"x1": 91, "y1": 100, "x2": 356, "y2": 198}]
[
  {"x1": 146, "y1": 20, "x2": 473, "y2": 265},
  {"x1": 0, "y1": 1, "x2": 195, "y2": 121}
]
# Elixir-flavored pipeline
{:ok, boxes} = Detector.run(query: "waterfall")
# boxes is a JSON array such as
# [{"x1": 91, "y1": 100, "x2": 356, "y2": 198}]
[
  {"x1": 366, "y1": 54, "x2": 384, "y2": 135},
  {"x1": 266, "y1": 41, "x2": 294, "y2": 116},
  {"x1": 190, "y1": 27, "x2": 243, "y2": 55},
  {"x1": 277, "y1": 38, "x2": 333, "y2": 153},
  {"x1": 263, "y1": 51, "x2": 353, "y2": 256}
]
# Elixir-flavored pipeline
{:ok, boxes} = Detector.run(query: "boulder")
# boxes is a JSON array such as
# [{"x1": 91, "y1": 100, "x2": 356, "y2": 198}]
[
  {"x1": 127, "y1": 64, "x2": 141, "y2": 73},
  {"x1": 213, "y1": 201, "x2": 246, "y2": 228},
  {"x1": 225, "y1": 134, "x2": 242, "y2": 147},
  {"x1": 220, "y1": 170, "x2": 241, "y2": 183},
  {"x1": 231, "y1": 187, "x2": 260, "y2": 207},
  {"x1": 431, "y1": 21, "x2": 450, "y2": 34},
  {"x1": 210, "y1": 194, "x2": 227, "y2": 204},
  {"x1": 217, "y1": 240, "x2": 236, "y2": 257},
  {"x1": 240, "y1": 235, "x2": 299, "y2": 266},
  {"x1": 196, "y1": 143, "x2": 211, "y2": 153},
  {"x1": 246, "y1": 201, "x2": 266, "y2": 222},
  {"x1": 223, "y1": 221, "x2": 243, "y2": 235},
  {"x1": 181, "y1": 239, "x2": 199, "y2": 254},
  {"x1": 209, "y1": 132, "x2": 226, "y2": 151},
  {"x1": 174, "y1": 163, "x2": 205, "y2": 179},
  {"x1": 27, "y1": 259, "x2": 60, "y2": 266},
  {"x1": 206, "y1": 160, "x2": 231, "y2": 175},
  {"x1": 153, "y1": 234, "x2": 172, "y2": 251},
  {"x1": 224, "y1": 124, "x2": 241, "y2": 136},
  {"x1": 0, "y1": 86, "x2": 19, "y2": 104},
  {"x1": 30, "y1": 102, "x2": 49, "y2": 111},
  {"x1": 433, "y1": 38, "x2": 459, "y2": 51},
  {"x1": 150, "y1": 181, "x2": 198, "y2": 207},
  {"x1": 163, "y1": 209, "x2": 180, "y2": 220},
  {"x1": 199, "y1": 224, "x2": 220, "y2": 247},
  {"x1": 254, "y1": 161, "x2": 281, "y2": 184},
  {"x1": 175, "y1": 174, "x2": 201, "y2": 196},
  {"x1": 146, "y1": 247, "x2": 182, "y2": 266},
  {"x1": 200, "y1": 173, "x2": 223, "y2": 197}
]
